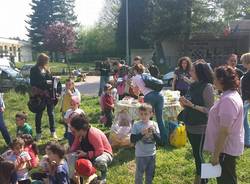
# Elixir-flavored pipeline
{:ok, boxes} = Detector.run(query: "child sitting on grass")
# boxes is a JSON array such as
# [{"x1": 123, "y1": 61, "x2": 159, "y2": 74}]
[
  {"x1": 16, "y1": 112, "x2": 32, "y2": 136},
  {"x1": 2, "y1": 137, "x2": 32, "y2": 184},
  {"x1": 130, "y1": 103, "x2": 161, "y2": 184},
  {"x1": 0, "y1": 156, "x2": 15, "y2": 184}
]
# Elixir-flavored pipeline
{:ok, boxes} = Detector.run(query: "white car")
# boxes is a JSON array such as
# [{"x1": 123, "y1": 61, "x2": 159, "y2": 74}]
[{"x1": 0, "y1": 57, "x2": 11, "y2": 67}]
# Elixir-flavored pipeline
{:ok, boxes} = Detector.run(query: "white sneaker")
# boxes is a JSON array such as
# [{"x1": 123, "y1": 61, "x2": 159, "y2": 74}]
[
  {"x1": 51, "y1": 132, "x2": 58, "y2": 139},
  {"x1": 36, "y1": 133, "x2": 42, "y2": 141}
]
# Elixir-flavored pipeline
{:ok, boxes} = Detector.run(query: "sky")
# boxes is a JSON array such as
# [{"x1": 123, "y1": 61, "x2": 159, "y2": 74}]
[{"x1": 0, "y1": 0, "x2": 104, "y2": 40}]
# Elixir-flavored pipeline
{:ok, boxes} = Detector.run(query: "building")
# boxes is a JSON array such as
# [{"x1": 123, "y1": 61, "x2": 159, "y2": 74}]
[{"x1": 0, "y1": 37, "x2": 32, "y2": 62}]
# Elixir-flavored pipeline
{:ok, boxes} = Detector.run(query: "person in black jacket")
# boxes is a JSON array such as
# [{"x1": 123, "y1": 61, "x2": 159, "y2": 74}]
[
  {"x1": 30, "y1": 53, "x2": 57, "y2": 141},
  {"x1": 227, "y1": 53, "x2": 244, "y2": 79}
]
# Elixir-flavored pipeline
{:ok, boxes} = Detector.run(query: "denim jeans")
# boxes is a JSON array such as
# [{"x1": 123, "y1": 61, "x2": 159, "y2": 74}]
[
  {"x1": 135, "y1": 156, "x2": 156, "y2": 184},
  {"x1": 144, "y1": 91, "x2": 168, "y2": 144},
  {"x1": 35, "y1": 102, "x2": 55, "y2": 134},
  {"x1": 0, "y1": 111, "x2": 11, "y2": 145},
  {"x1": 244, "y1": 101, "x2": 250, "y2": 146},
  {"x1": 98, "y1": 76, "x2": 110, "y2": 96}
]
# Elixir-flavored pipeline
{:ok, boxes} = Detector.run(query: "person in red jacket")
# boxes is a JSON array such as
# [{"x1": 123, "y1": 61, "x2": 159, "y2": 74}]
[
  {"x1": 70, "y1": 114, "x2": 113, "y2": 183},
  {"x1": 102, "y1": 83, "x2": 114, "y2": 128}
]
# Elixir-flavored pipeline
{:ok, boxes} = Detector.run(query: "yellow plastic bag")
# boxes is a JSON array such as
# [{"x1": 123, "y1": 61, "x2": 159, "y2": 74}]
[{"x1": 170, "y1": 124, "x2": 187, "y2": 148}]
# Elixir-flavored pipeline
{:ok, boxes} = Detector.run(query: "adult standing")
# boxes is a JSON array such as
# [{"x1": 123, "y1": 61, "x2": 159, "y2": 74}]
[
  {"x1": 98, "y1": 60, "x2": 111, "y2": 96},
  {"x1": 240, "y1": 53, "x2": 250, "y2": 148},
  {"x1": 204, "y1": 66, "x2": 244, "y2": 184},
  {"x1": 70, "y1": 114, "x2": 113, "y2": 183},
  {"x1": 0, "y1": 94, "x2": 11, "y2": 145},
  {"x1": 30, "y1": 53, "x2": 57, "y2": 141},
  {"x1": 132, "y1": 64, "x2": 167, "y2": 145},
  {"x1": 179, "y1": 60, "x2": 214, "y2": 184},
  {"x1": 172, "y1": 57, "x2": 192, "y2": 96},
  {"x1": 227, "y1": 53, "x2": 244, "y2": 79}
]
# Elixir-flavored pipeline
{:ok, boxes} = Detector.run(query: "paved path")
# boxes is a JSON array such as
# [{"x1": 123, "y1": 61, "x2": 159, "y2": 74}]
[{"x1": 75, "y1": 76, "x2": 100, "y2": 96}]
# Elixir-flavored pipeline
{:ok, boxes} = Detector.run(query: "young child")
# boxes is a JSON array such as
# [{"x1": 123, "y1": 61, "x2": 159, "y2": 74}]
[
  {"x1": 61, "y1": 78, "x2": 81, "y2": 138},
  {"x1": 16, "y1": 112, "x2": 32, "y2": 136},
  {"x1": 20, "y1": 134, "x2": 39, "y2": 168},
  {"x1": 130, "y1": 103, "x2": 161, "y2": 184},
  {"x1": 46, "y1": 142, "x2": 70, "y2": 184},
  {"x1": 0, "y1": 156, "x2": 15, "y2": 184},
  {"x1": 2, "y1": 137, "x2": 32, "y2": 184},
  {"x1": 102, "y1": 84, "x2": 114, "y2": 128},
  {"x1": 64, "y1": 96, "x2": 85, "y2": 146}
]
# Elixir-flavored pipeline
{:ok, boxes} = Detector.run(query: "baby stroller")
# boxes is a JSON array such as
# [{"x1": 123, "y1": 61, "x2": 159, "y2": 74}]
[{"x1": 109, "y1": 109, "x2": 133, "y2": 148}]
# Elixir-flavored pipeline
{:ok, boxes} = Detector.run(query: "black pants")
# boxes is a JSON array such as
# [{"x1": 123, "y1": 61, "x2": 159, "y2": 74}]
[
  {"x1": 217, "y1": 153, "x2": 237, "y2": 184},
  {"x1": 35, "y1": 102, "x2": 55, "y2": 134},
  {"x1": 104, "y1": 109, "x2": 113, "y2": 128},
  {"x1": 187, "y1": 132, "x2": 207, "y2": 183}
]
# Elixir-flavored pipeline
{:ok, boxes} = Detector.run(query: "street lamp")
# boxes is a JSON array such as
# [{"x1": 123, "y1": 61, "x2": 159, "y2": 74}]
[{"x1": 126, "y1": 0, "x2": 130, "y2": 65}]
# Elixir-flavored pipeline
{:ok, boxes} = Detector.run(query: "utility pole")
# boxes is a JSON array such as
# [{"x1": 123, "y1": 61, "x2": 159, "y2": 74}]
[{"x1": 126, "y1": 0, "x2": 130, "y2": 65}]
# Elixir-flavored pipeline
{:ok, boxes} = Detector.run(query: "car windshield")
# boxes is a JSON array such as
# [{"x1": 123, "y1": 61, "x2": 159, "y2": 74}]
[{"x1": 2, "y1": 67, "x2": 20, "y2": 77}]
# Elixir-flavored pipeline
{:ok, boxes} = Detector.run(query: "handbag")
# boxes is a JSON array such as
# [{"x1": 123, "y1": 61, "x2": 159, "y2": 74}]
[
  {"x1": 169, "y1": 123, "x2": 187, "y2": 148},
  {"x1": 141, "y1": 73, "x2": 164, "y2": 92}
]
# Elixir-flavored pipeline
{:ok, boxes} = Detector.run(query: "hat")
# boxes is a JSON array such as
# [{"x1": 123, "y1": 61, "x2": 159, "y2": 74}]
[
  {"x1": 104, "y1": 83, "x2": 112, "y2": 91},
  {"x1": 71, "y1": 96, "x2": 80, "y2": 104},
  {"x1": 75, "y1": 159, "x2": 96, "y2": 177}
]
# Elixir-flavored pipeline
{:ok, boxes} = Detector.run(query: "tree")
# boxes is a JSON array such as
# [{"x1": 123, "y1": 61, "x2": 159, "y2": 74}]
[
  {"x1": 116, "y1": 0, "x2": 150, "y2": 56},
  {"x1": 44, "y1": 22, "x2": 76, "y2": 70},
  {"x1": 26, "y1": 0, "x2": 78, "y2": 53}
]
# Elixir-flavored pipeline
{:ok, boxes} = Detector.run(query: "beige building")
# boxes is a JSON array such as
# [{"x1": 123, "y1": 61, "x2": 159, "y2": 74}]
[{"x1": 0, "y1": 37, "x2": 32, "y2": 62}]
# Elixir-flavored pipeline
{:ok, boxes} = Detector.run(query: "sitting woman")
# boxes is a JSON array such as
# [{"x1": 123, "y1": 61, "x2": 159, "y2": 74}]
[
  {"x1": 109, "y1": 110, "x2": 132, "y2": 147},
  {"x1": 70, "y1": 114, "x2": 113, "y2": 183}
]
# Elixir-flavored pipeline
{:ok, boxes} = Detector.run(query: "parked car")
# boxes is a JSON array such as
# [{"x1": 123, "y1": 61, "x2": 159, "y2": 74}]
[
  {"x1": 0, "y1": 66, "x2": 29, "y2": 93},
  {"x1": 20, "y1": 64, "x2": 34, "y2": 78}
]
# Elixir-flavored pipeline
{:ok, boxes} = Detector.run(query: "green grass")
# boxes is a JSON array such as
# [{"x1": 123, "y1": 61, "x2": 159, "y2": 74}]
[
  {"x1": 15, "y1": 61, "x2": 95, "y2": 74},
  {"x1": 0, "y1": 92, "x2": 250, "y2": 184}
]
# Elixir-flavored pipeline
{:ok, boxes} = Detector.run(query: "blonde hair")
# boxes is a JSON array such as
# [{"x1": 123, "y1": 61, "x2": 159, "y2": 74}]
[
  {"x1": 36, "y1": 53, "x2": 49, "y2": 67},
  {"x1": 240, "y1": 53, "x2": 250, "y2": 65}
]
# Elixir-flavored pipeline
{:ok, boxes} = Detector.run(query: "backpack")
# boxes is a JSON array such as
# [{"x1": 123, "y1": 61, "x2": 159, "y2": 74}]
[
  {"x1": 27, "y1": 96, "x2": 46, "y2": 113},
  {"x1": 169, "y1": 123, "x2": 187, "y2": 148},
  {"x1": 141, "y1": 73, "x2": 164, "y2": 92}
]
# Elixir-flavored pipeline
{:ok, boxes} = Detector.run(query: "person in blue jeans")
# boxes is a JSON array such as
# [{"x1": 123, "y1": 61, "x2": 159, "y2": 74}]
[
  {"x1": 132, "y1": 64, "x2": 168, "y2": 145},
  {"x1": 240, "y1": 53, "x2": 250, "y2": 147},
  {"x1": 0, "y1": 94, "x2": 11, "y2": 145}
]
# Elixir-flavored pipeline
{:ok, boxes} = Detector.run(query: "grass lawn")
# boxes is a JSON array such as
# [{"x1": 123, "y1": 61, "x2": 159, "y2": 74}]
[{"x1": 0, "y1": 91, "x2": 249, "y2": 184}]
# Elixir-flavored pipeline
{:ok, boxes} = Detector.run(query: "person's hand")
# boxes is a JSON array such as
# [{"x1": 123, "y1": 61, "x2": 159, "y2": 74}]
[
  {"x1": 76, "y1": 150, "x2": 87, "y2": 158},
  {"x1": 210, "y1": 154, "x2": 220, "y2": 166},
  {"x1": 141, "y1": 128, "x2": 149, "y2": 136},
  {"x1": 0, "y1": 107, "x2": 4, "y2": 112},
  {"x1": 179, "y1": 96, "x2": 193, "y2": 107}
]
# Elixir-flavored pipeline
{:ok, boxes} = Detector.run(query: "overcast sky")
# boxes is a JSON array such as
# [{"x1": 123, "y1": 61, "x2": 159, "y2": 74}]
[{"x1": 0, "y1": 0, "x2": 104, "y2": 39}]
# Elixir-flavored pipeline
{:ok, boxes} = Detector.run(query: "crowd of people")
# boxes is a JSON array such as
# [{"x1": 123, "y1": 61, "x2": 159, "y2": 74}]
[{"x1": 0, "y1": 52, "x2": 249, "y2": 184}]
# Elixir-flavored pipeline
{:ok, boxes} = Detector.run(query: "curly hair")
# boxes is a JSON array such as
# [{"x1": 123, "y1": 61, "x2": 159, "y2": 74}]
[
  {"x1": 178, "y1": 57, "x2": 192, "y2": 71},
  {"x1": 215, "y1": 66, "x2": 239, "y2": 91},
  {"x1": 133, "y1": 64, "x2": 145, "y2": 74}
]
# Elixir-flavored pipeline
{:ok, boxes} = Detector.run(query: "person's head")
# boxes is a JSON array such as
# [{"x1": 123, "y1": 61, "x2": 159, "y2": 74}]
[
  {"x1": 178, "y1": 57, "x2": 192, "y2": 71},
  {"x1": 65, "y1": 78, "x2": 75, "y2": 90},
  {"x1": 20, "y1": 134, "x2": 38, "y2": 155},
  {"x1": 240, "y1": 53, "x2": 250, "y2": 71},
  {"x1": 46, "y1": 142, "x2": 65, "y2": 163},
  {"x1": 70, "y1": 96, "x2": 80, "y2": 109},
  {"x1": 104, "y1": 83, "x2": 112, "y2": 95},
  {"x1": 0, "y1": 157, "x2": 15, "y2": 184},
  {"x1": 120, "y1": 60, "x2": 126, "y2": 65},
  {"x1": 75, "y1": 158, "x2": 96, "y2": 177},
  {"x1": 108, "y1": 80, "x2": 115, "y2": 88},
  {"x1": 138, "y1": 103, "x2": 153, "y2": 123},
  {"x1": 133, "y1": 56, "x2": 143, "y2": 66},
  {"x1": 70, "y1": 114, "x2": 90, "y2": 138},
  {"x1": 10, "y1": 137, "x2": 25, "y2": 155},
  {"x1": 227, "y1": 54, "x2": 238, "y2": 68},
  {"x1": 190, "y1": 60, "x2": 213, "y2": 84},
  {"x1": 15, "y1": 112, "x2": 28, "y2": 127},
  {"x1": 133, "y1": 64, "x2": 145, "y2": 75},
  {"x1": 148, "y1": 65, "x2": 160, "y2": 78},
  {"x1": 36, "y1": 53, "x2": 49, "y2": 68},
  {"x1": 214, "y1": 66, "x2": 239, "y2": 92}
]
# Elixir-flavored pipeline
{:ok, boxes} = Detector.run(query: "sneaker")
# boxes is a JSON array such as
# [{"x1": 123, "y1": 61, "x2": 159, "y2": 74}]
[
  {"x1": 35, "y1": 133, "x2": 42, "y2": 141},
  {"x1": 51, "y1": 132, "x2": 58, "y2": 139}
]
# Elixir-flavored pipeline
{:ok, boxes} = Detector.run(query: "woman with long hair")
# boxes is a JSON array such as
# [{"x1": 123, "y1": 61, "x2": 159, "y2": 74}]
[
  {"x1": 172, "y1": 57, "x2": 192, "y2": 96},
  {"x1": 179, "y1": 60, "x2": 214, "y2": 184}
]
